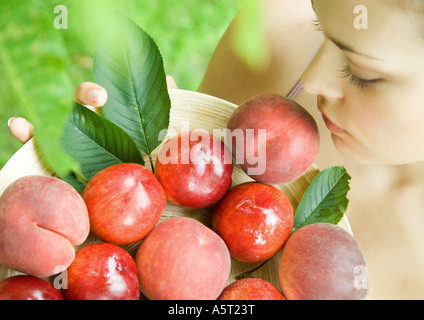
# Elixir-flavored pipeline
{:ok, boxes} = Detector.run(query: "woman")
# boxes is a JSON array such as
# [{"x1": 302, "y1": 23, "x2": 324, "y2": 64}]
[
  {"x1": 9, "y1": 0, "x2": 424, "y2": 299},
  {"x1": 201, "y1": 0, "x2": 424, "y2": 300}
]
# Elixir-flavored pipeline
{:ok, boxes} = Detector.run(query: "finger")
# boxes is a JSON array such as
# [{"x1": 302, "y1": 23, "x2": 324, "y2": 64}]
[
  {"x1": 8, "y1": 117, "x2": 34, "y2": 144},
  {"x1": 166, "y1": 75, "x2": 178, "y2": 89},
  {"x1": 74, "y1": 82, "x2": 108, "y2": 107}
]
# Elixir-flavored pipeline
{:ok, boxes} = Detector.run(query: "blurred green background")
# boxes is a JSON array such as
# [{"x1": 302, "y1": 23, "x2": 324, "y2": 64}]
[{"x1": 0, "y1": 0, "x2": 247, "y2": 169}]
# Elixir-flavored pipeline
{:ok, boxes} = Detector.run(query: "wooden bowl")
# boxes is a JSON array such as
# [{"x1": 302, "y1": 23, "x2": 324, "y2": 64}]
[{"x1": 0, "y1": 89, "x2": 352, "y2": 291}]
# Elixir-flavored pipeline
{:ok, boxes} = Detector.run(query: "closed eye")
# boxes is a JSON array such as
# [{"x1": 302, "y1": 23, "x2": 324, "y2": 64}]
[{"x1": 339, "y1": 65, "x2": 383, "y2": 91}]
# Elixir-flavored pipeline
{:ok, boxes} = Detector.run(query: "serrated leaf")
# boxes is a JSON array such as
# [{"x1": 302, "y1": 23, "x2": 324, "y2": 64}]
[
  {"x1": 292, "y1": 166, "x2": 351, "y2": 232},
  {"x1": 60, "y1": 104, "x2": 144, "y2": 192},
  {"x1": 93, "y1": 16, "x2": 171, "y2": 161},
  {"x1": 0, "y1": 0, "x2": 78, "y2": 177}
]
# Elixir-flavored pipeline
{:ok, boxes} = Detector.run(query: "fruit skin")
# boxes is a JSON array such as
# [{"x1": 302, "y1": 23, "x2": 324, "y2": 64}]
[
  {"x1": 0, "y1": 175, "x2": 90, "y2": 277},
  {"x1": 0, "y1": 275, "x2": 64, "y2": 300},
  {"x1": 278, "y1": 223, "x2": 369, "y2": 300},
  {"x1": 135, "y1": 217, "x2": 231, "y2": 300},
  {"x1": 226, "y1": 94, "x2": 319, "y2": 184},
  {"x1": 62, "y1": 243, "x2": 140, "y2": 300},
  {"x1": 155, "y1": 131, "x2": 233, "y2": 209},
  {"x1": 218, "y1": 278, "x2": 286, "y2": 300},
  {"x1": 212, "y1": 182, "x2": 293, "y2": 263},
  {"x1": 82, "y1": 163, "x2": 167, "y2": 245}
]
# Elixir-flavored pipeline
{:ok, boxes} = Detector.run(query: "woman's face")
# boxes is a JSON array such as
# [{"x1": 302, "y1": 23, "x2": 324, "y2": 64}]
[{"x1": 301, "y1": 0, "x2": 424, "y2": 165}]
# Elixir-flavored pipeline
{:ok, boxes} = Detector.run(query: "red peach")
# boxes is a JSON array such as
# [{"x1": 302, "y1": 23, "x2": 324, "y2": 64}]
[
  {"x1": 0, "y1": 175, "x2": 90, "y2": 277},
  {"x1": 278, "y1": 223, "x2": 369, "y2": 300},
  {"x1": 82, "y1": 163, "x2": 167, "y2": 245},
  {"x1": 0, "y1": 275, "x2": 64, "y2": 300},
  {"x1": 135, "y1": 217, "x2": 231, "y2": 300},
  {"x1": 155, "y1": 131, "x2": 233, "y2": 209},
  {"x1": 62, "y1": 243, "x2": 140, "y2": 300},
  {"x1": 226, "y1": 94, "x2": 319, "y2": 184},
  {"x1": 218, "y1": 278, "x2": 286, "y2": 300},
  {"x1": 212, "y1": 182, "x2": 293, "y2": 263}
]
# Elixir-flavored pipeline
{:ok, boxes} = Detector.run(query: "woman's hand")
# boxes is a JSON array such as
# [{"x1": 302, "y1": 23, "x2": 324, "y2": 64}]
[
  {"x1": 9, "y1": 82, "x2": 108, "y2": 144},
  {"x1": 8, "y1": 76, "x2": 177, "y2": 144}
]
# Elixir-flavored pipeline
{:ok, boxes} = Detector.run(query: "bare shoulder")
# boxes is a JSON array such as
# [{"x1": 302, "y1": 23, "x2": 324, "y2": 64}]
[{"x1": 198, "y1": 0, "x2": 323, "y2": 104}]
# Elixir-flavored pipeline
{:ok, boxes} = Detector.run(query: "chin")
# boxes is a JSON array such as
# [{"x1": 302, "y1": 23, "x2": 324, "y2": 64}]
[
  {"x1": 331, "y1": 134, "x2": 382, "y2": 165},
  {"x1": 332, "y1": 134, "x2": 424, "y2": 166}
]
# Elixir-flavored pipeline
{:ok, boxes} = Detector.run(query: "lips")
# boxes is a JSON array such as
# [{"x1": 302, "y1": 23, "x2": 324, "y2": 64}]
[{"x1": 317, "y1": 106, "x2": 346, "y2": 135}]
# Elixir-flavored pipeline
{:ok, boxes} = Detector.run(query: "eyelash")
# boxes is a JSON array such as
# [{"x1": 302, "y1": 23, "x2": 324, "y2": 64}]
[
  {"x1": 339, "y1": 65, "x2": 381, "y2": 91},
  {"x1": 312, "y1": 19, "x2": 382, "y2": 91}
]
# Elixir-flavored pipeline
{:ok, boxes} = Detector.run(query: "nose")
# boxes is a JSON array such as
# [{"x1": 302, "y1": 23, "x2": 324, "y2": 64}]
[{"x1": 301, "y1": 39, "x2": 345, "y2": 100}]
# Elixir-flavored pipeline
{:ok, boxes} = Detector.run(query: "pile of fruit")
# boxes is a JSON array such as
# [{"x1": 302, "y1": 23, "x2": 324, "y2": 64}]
[{"x1": 0, "y1": 94, "x2": 368, "y2": 300}]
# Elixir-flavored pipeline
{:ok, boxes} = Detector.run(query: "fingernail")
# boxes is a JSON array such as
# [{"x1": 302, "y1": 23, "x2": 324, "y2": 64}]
[
  {"x1": 88, "y1": 89, "x2": 107, "y2": 105},
  {"x1": 7, "y1": 117, "x2": 15, "y2": 127}
]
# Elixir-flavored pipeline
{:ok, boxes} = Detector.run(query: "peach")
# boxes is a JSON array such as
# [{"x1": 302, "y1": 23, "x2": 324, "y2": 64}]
[
  {"x1": 278, "y1": 223, "x2": 369, "y2": 300},
  {"x1": 0, "y1": 175, "x2": 90, "y2": 277},
  {"x1": 135, "y1": 217, "x2": 231, "y2": 300},
  {"x1": 226, "y1": 94, "x2": 319, "y2": 184},
  {"x1": 218, "y1": 278, "x2": 286, "y2": 300}
]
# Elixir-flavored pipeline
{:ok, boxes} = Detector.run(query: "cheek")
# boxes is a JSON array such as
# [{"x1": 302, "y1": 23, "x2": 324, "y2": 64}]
[{"x1": 342, "y1": 92, "x2": 424, "y2": 164}]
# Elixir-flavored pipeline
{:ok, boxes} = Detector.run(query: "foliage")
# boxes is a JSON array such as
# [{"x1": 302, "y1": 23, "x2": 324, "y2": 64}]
[
  {"x1": 0, "y1": 1, "x2": 78, "y2": 177},
  {"x1": 0, "y1": 0, "x2": 247, "y2": 168},
  {"x1": 292, "y1": 166, "x2": 351, "y2": 232},
  {"x1": 60, "y1": 15, "x2": 171, "y2": 191}
]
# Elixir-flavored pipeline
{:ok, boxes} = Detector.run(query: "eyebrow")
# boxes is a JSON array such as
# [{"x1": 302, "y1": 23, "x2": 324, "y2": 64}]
[{"x1": 328, "y1": 36, "x2": 366, "y2": 56}]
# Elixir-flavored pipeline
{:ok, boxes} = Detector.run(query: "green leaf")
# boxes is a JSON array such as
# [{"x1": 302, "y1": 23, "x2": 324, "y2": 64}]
[
  {"x1": 93, "y1": 16, "x2": 171, "y2": 161},
  {"x1": 292, "y1": 166, "x2": 351, "y2": 232},
  {"x1": 0, "y1": 0, "x2": 78, "y2": 177},
  {"x1": 60, "y1": 104, "x2": 144, "y2": 192}
]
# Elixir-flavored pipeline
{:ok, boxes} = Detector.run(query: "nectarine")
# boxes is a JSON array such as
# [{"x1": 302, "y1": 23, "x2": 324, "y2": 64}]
[
  {"x1": 218, "y1": 278, "x2": 286, "y2": 300},
  {"x1": 212, "y1": 182, "x2": 293, "y2": 263},
  {"x1": 62, "y1": 243, "x2": 140, "y2": 300},
  {"x1": 0, "y1": 275, "x2": 64, "y2": 300},
  {"x1": 155, "y1": 131, "x2": 233, "y2": 209},
  {"x1": 82, "y1": 163, "x2": 166, "y2": 245}
]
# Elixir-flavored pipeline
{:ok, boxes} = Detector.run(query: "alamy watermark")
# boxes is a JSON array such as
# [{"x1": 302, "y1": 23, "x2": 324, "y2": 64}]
[
  {"x1": 354, "y1": 5, "x2": 368, "y2": 30},
  {"x1": 53, "y1": 5, "x2": 68, "y2": 30},
  {"x1": 52, "y1": 265, "x2": 68, "y2": 289},
  {"x1": 353, "y1": 264, "x2": 369, "y2": 290},
  {"x1": 52, "y1": 4, "x2": 369, "y2": 31},
  {"x1": 53, "y1": 4, "x2": 368, "y2": 30}
]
